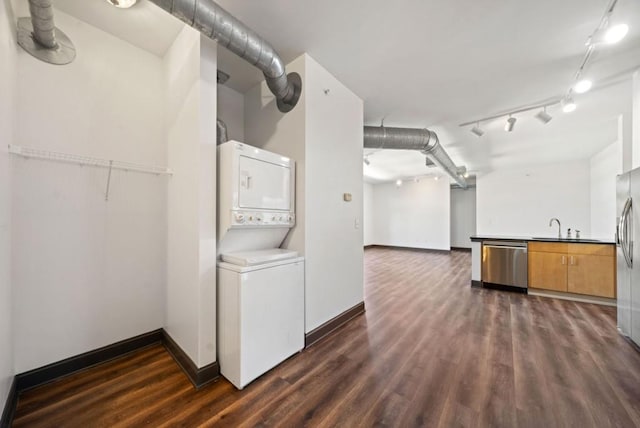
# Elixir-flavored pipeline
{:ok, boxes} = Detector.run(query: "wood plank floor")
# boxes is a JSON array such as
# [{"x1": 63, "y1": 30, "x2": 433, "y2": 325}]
[{"x1": 13, "y1": 247, "x2": 640, "y2": 427}]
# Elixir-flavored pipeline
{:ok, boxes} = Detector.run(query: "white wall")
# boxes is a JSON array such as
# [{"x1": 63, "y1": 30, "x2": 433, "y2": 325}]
[
  {"x1": 590, "y1": 140, "x2": 622, "y2": 241},
  {"x1": 0, "y1": 0, "x2": 16, "y2": 411},
  {"x1": 217, "y1": 85, "x2": 245, "y2": 142},
  {"x1": 363, "y1": 181, "x2": 374, "y2": 246},
  {"x1": 304, "y1": 55, "x2": 364, "y2": 332},
  {"x1": 164, "y1": 28, "x2": 217, "y2": 368},
  {"x1": 245, "y1": 54, "x2": 364, "y2": 334},
  {"x1": 476, "y1": 160, "x2": 591, "y2": 238},
  {"x1": 451, "y1": 187, "x2": 476, "y2": 248},
  {"x1": 12, "y1": 10, "x2": 167, "y2": 373},
  {"x1": 371, "y1": 178, "x2": 451, "y2": 250}
]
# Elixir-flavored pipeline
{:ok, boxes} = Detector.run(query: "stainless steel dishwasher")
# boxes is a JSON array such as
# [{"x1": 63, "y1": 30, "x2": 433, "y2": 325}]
[{"x1": 482, "y1": 241, "x2": 528, "y2": 289}]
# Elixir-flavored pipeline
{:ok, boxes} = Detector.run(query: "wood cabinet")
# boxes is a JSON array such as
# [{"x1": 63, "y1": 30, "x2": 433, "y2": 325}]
[{"x1": 528, "y1": 242, "x2": 615, "y2": 298}]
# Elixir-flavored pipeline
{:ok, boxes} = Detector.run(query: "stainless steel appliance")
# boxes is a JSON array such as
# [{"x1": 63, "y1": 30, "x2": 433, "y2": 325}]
[
  {"x1": 616, "y1": 170, "x2": 640, "y2": 346},
  {"x1": 482, "y1": 241, "x2": 528, "y2": 289}
]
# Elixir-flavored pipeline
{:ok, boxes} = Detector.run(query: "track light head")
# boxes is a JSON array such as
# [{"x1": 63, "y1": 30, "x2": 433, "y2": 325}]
[
  {"x1": 574, "y1": 79, "x2": 592, "y2": 94},
  {"x1": 562, "y1": 97, "x2": 577, "y2": 113},
  {"x1": 535, "y1": 107, "x2": 553, "y2": 124},
  {"x1": 471, "y1": 122, "x2": 484, "y2": 137},
  {"x1": 505, "y1": 116, "x2": 516, "y2": 132},
  {"x1": 363, "y1": 157, "x2": 370, "y2": 166}
]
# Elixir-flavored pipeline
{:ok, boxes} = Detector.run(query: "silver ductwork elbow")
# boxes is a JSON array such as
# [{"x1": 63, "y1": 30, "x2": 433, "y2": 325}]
[
  {"x1": 17, "y1": 0, "x2": 76, "y2": 65},
  {"x1": 150, "y1": 0, "x2": 302, "y2": 113},
  {"x1": 363, "y1": 126, "x2": 468, "y2": 189}
]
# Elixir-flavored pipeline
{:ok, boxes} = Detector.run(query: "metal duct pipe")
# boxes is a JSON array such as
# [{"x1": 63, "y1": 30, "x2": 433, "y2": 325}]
[
  {"x1": 150, "y1": 0, "x2": 302, "y2": 113},
  {"x1": 17, "y1": 0, "x2": 76, "y2": 65},
  {"x1": 28, "y1": 0, "x2": 57, "y2": 48},
  {"x1": 217, "y1": 119, "x2": 228, "y2": 145},
  {"x1": 363, "y1": 126, "x2": 468, "y2": 188}
]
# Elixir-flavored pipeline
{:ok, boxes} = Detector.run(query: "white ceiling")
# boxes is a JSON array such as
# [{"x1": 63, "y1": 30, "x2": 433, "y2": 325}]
[{"x1": 51, "y1": 0, "x2": 640, "y2": 183}]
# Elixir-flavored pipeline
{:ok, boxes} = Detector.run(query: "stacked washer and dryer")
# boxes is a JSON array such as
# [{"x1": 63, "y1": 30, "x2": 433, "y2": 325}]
[{"x1": 216, "y1": 141, "x2": 304, "y2": 390}]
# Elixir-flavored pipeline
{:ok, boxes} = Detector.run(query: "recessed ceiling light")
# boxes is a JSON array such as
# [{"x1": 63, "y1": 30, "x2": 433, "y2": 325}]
[
  {"x1": 562, "y1": 97, "x2": 577, "y2": 113},
  {"x1": 434, "y1": 176, "x2": 440, "y2": 181},
  {"x1": 105, "y1": 0, "x2": 137, "y2": 8},
  {"x1": 574, "y1": 79, "x2": 592, "y2": 94},
  {"x1": 396, "y1": 179, "x2": 403, "y2": 187},
  {"x1": 604, "y1": 23, "x2": 629, "y2": 44}
]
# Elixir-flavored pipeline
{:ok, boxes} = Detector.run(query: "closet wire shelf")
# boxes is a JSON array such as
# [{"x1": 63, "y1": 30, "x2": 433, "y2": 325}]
[
  {"x1": 8, "y1": 144, "x2": 173, "y2": 201},
  {"x1": 8, "y1": 144, "x2": 173, "y2": 175}
]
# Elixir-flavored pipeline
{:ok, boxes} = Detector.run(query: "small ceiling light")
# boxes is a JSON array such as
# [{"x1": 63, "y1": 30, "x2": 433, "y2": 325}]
[
  {"x1": 471, "y1": 122, "x2": 484, "y2": 137},
  {"x1": 535, "y1": 107, "x2": 553, "y2": 124},
  {"x1": 574, "y1": 79, "x2": 592, "y2": 94},
  {"x1": 562, "y1": 97, "x2": 577, "y2": 113},
  {"x1": 396, "y1": 179, "x2": 403, "y2": 187},
  {"x1": 604, "y1": 23, "x2": 629, "y2": 44},
  {"x1": 434, "y1": 176, "x2": 440, "y2": 181},
  {"x1": 105, "y1": 0, "x2": 137, "y2": 8},
  {"x1": 505, "y1": 116, "x2": 516, "y2": 132},
  {"x1": 363, "y1": 157, "x2": 370, "y2": 166},
  {"x1": 464, "y1": 172, "x2": 470, "y2": 178}
]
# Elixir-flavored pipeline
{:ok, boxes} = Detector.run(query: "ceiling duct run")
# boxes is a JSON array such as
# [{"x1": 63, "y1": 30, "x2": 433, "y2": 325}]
[
  {"x1": 363, "y1": 126, "x2": 468, "y2": 189},
  {"x1": 149, "y1": 0, "x2": 302, "y2": 113},
  {"x1": 17, "y1": 0, "x2": 76, "y2": 65}
]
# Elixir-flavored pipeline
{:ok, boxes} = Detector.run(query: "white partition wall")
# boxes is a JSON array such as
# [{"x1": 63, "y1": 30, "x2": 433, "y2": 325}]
[
  {"x1": 164, "y1": 28, "x2": 218, "y2": 368},
  {"x1": 245, "y1": 54, "x2": 364, "y2": 334},
  {"x1": 0, "y1": 0, "x2": 17, "y2": 411}
]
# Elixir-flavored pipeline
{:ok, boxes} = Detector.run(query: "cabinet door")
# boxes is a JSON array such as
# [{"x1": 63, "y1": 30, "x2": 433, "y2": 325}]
[
  {"x1": 528, "y1": 252, "x2": 567, "y2": 292},
  {"x1": 567, "y1": 254, "x2": 616, "y2": 298}
]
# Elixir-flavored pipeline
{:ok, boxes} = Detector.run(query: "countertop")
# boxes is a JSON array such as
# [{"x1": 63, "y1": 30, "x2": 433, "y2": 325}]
[{"x1": 470, "y1": 235, "x2": 615, "y2": 245}]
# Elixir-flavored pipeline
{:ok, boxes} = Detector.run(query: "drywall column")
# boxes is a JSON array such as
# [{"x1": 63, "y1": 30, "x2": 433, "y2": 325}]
[
  {"x1": 0, "y1": 0, "x2": 17, "y2": 412},
  {"x1": 245, "y1": 54, "x2": 364, "y2": 334},
  {"x1": 164, "y1": 27, "x2": 217, "y2": 368},
  {"x1": 451, "y1": 187, "x2": 476, "y2": 249}
]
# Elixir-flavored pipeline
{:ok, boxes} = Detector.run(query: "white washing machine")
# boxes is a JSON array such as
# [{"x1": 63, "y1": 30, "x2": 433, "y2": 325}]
[{"x1": 217, "y1": 248, "x2": 304, "y2": 389}]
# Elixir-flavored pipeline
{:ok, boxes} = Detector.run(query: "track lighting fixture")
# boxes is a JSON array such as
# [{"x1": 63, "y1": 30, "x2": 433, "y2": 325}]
[
  {"x1": 458, "y1": 0, "x2": 627, "y2": 137},
  {"x1": 574, "y1": 79, "x2": 592, "y2": 94},
  {"x1": 562, "y1": 97, "x2": 576, "y2": 113},
  {"x1": 470, "y1": 122, "x2": 484, "y2": 137},
  {"x1": 589, "y1": 23, "x2": 629, "y2": 45},
  {"x1": 535, "y1": 107, "x2": 553, "y2": 124},
  {"x1": 604, "y1": 23, "x2": 629, "y2": 44},
  {"x1": 505, "y1": 116, "x2": 516, "y2": 132},
  {"x1": 105, "y1": 0, "x2": 137, "y2": 7},
  {"x1": 363, "y1": 156, "x2": 370, "y2": 166}
]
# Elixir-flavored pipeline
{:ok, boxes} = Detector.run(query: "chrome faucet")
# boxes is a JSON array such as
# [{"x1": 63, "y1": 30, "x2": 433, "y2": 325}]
[{"x1": 549, "y1": 217, "x2": 561, "y2": 238}]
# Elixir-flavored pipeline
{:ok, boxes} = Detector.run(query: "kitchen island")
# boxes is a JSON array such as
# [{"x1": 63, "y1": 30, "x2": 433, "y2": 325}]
[{"x1": 470, "y1": 235, "x2": 616, "y2": 305}]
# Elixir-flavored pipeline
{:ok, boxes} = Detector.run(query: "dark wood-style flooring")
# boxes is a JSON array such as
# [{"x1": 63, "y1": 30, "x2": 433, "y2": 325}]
[{"x1": 13, "y1": 247, "x2": 640, "y2": 427}]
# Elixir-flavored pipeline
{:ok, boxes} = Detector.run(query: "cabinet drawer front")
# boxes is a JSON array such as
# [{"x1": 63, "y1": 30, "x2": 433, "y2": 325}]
[
  {"x1": 528, "y1": 242, "x2": 568, "y2": 253},
  {"x1": 567, "y1": 243, "x2": 615, "y2": 256}
]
